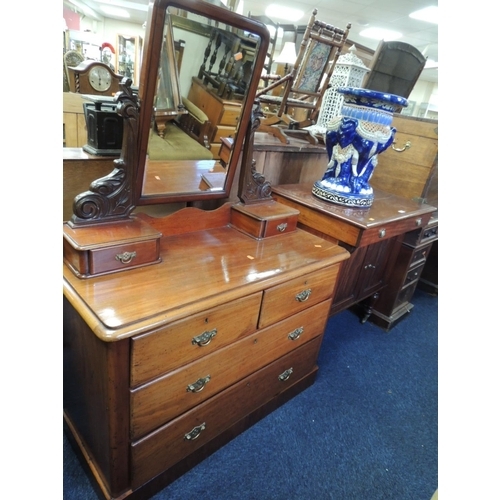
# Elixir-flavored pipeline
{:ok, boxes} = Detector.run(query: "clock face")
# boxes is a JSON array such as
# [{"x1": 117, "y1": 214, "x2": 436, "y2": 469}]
[{"x1": 89, "y1": 66, "x2": 112, "y2": 92}]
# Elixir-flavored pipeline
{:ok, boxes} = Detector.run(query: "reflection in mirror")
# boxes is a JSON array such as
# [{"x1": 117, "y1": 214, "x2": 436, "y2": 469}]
[{"x1": 136, "y1": 1, "x2": 268, "y2": 205}]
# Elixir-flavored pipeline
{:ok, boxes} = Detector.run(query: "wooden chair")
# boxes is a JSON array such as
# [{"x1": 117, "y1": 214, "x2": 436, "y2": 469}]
[
  {"x1": 362, "y1": 41, "x2": 426, "y2": 100},
  {"x1": 256, "y1": 9, "x2": 350, "y2": 144}
]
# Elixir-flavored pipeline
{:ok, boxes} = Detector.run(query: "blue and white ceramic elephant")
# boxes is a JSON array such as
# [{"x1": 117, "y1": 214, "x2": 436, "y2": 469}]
[{"x1": 312, "y1": 87, "x2": 407, "y2": 207}]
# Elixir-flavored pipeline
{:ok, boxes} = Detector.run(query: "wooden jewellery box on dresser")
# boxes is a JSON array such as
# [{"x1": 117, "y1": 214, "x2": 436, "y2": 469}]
[{"x1": 63, "y1": 2, "x2": 349, "y2": 499}]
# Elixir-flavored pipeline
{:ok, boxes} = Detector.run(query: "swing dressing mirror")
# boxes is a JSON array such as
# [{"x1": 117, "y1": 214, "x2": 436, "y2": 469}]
[{"x1": 135, "y1": 0, "x2": 269, "y2": 205}]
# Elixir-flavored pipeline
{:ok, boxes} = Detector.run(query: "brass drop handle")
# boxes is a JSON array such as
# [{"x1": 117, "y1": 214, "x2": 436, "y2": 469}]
[
  {"x1": 186, "y1": 375, "x2": 211, "y2": 393},
  {"x1": 192, "y1": 328, "x2": 217, "y2": 347},
  {"x1": 277, "y1": 223, "x2": 288, "y2": 232},
  {"x1": 295, "y1": 289, "x2": 311, "y2": 302},
  {"x1": 288, "y1": 327, "x2": 304, "y2": 341},
  {"x1": 391, "y1": 140, "x2": 411, "y2": 152},
  {"x1": 278, "y1": 368, "x2": 294, "y2": 382},
  {"x1": 184, "y1": 422, "x2": 206, "y2": 441},
  {"x1": 115, "y1": 251, "x2": 137, "y2": 264}
]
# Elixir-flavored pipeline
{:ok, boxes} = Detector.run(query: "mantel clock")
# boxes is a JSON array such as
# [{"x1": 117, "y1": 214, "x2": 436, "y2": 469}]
[{"x1": 67, "y1": 60, "x2": 122, "y2": 96}]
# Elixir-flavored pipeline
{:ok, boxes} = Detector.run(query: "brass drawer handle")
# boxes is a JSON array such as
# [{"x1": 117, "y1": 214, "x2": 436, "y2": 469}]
[
  {"x1": 378, "y1": 229, "x2": 386, "y2": 238},
  {"x1": 278, "y1": 368, "x2": 293, "y2": 382},
  {"x1": 184, "y1": 422, "x2": 206, "y2": 441},
  {"x1": 186, "y1": 375, "x2": 211, "y2": 393},
  {"x1": 295, "y1": 289, "x2": 311, "y2": 302},
  {"x1": 115, "y1": 251, "x2": 136, "y2": 264},
  {"x1": 192, "y1": 328, "x2": 217, "y2": 347},
  {"x1": 277, "y1": 223, "x2": 288, "y2": 232},
  {"x1": 288, "y1": 327, "x2": 304, "y2": 341},
  {"x1": 391, "y1": 140, "x2": 411, "y2": 152}
]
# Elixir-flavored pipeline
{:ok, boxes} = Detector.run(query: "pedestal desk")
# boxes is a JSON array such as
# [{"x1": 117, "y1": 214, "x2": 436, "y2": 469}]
[
  {"x1": 63, "y1": 202, "x2": 349, "y2": 499},
  {"x1": 272, "y1": 184, "x2": 436, "y2": 328}
]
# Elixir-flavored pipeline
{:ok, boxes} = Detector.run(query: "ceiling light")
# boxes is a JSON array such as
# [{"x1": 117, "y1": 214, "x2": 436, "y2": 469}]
[
  {"x1": 265, "y1": 5, "x2": 303, "y2": 22},
  {"x1": 409, "y1": 6, "x2": 438, "y2": 24},
  {"x1": 100, "y1": 6, "x2": 130, "y2": 18},
  {"x1": 359, "y1": 28, "x2": 402, "y2": 41}
]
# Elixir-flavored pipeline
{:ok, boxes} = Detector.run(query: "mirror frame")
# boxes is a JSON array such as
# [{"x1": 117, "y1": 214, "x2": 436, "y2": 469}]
[{"x1": 135, "y1": 0, "x2": 270, "y2": 205}]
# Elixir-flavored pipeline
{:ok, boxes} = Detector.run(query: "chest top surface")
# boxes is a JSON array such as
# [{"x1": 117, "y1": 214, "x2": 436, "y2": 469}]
[{"x1": 64, "y1": 223, "x2": 348, "y2": 341}]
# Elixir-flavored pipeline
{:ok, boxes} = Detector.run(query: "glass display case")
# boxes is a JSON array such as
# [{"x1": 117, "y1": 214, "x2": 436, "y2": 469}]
[{"x1": 116, "y1": 34, "x2": 143, "y2": 86}]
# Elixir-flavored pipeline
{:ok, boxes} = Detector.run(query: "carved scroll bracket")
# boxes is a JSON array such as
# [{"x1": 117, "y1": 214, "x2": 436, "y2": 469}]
[
  {"x1": 69, "y1": 78, "x2": 139, "y2": 227},
  {"x1": 237, "y1": 100, "x2": 273, "y2": 205}
]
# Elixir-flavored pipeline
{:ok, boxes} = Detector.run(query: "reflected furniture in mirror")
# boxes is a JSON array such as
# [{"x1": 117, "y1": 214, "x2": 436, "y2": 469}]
[
  {"x1": 256, "y1": 9, "x2": 350, "y2": 144},
  {"x1": 137, "y1": 6, "x2": 265, "y2": 204},
  {"x1": 248, "y1": 13, "x2": 279, "y2": 76},
  {"x1": 116, "y1": 34, "x2": 143, "y2": 86},
  {"x1": 63, "y1": 1, "x2": 350, "y2": 499}
]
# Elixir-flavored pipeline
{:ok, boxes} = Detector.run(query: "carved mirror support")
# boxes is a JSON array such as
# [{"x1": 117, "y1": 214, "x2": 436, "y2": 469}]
[
  {"x1": 238, "y1": 101, "x2": 273, "y2": 205},
  {"x1": 69, "y1": 78, "x2": 138, "y2": 227}
]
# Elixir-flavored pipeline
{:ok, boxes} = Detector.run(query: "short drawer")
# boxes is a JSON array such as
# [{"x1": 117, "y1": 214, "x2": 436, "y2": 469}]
[
  {"x1": 404, "y1": 223, "x2": 438, "y2": 247},
  {"x1": 421, "y1": 224, "x2": 438, "y2": 243},
  {"x1": 130, "y1": 300, "x2": 330, "y2": 439},
  {"x1": 259, "y1": 266, "x2": 338, "y2": 328},
  {"x1": 130, "y1": 293, "x2": 262, "y2": 387},
  {"x1": 394, "y1": 281, "x2": 419, "y2": 310},
  {"x1": 410, "y1": 243, "x2": 433, "y2": 267},
  {"x1": 404, "y1": 262, "x2": 426, "y2": 285},
  {"x1": 130, "y1": 334, "x2": 323, "y2": 488},
  {"x1": 90, "y1": 239, "x2": 160, "y2": 276},
  {"x1": 219, "y1": 105, "x2": 241, "y2": 126},
  {"x1": 360, "y1": 214, "x2": 432, "y2": 247},
  {"x1": 231, "y1": 201, "x2": 299, "y2": 239}
]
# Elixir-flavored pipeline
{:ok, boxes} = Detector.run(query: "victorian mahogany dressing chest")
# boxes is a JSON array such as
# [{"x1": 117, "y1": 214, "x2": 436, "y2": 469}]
[
  {"x1": 63, "y1": 3, "x2": 352, "y2": 497},
  {"x1": 63, "y1": 202, "x2": 349, "y2": 499}
]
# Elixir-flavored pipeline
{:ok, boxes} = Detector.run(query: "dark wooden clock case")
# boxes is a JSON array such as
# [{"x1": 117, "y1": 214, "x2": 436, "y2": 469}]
[{"x1": 82, "y1": 97, "x2": 124, "y2": 156}]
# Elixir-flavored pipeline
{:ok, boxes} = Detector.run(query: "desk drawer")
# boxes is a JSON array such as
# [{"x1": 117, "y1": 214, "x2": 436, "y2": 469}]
[
  {"x1": 259, "y1": 266, "x2": 338, "y2": 328},
  {"x1": 404, "y1": 262, "x2": 426, "y2": 285},
  {"x1": 130, "y1": 300, "x2": 330, "y2": 439},
  {"x1": 131, "y1": 293, "x2": 262, "y2": 387},
  {"x1": 90, "y1": 240, "x2": 159, "y2": 276},
  {"x1": 131, "y1": 334, "x2": 322, "y2": 488},
  {"x1": 410, "y1": 243, "x2": 433, "y2": 267}
]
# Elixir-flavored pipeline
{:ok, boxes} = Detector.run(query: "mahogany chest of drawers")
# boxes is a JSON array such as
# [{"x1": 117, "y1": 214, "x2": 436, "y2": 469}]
[{"x1": 63, "y1": 203, "x2": 349, "y2": 499}]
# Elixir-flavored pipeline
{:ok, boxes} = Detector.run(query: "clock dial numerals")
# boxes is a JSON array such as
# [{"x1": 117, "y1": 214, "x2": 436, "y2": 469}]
[{"x1": 89, "y1": 67, "x2": 112, "y2": 92}]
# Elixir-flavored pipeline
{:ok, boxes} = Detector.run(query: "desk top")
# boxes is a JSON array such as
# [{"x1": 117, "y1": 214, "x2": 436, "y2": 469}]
[
  {"x1": 253, "y1": 132, "x2": 327, "y2": 154},
  {"x1": 272, "y1": 183, "x2": 436, "y2": 248}
]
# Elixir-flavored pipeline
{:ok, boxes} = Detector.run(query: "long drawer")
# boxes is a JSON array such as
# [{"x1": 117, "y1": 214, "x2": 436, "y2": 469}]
[
  {"x1": 130, "y1": 334, "x2": 323, "y2": 488},
  {"x1": 130, "y1": 293, "x2": 262, "y2": 387},
  {"x1": 130, "y1": 299, "x2": 331, "y2": 439},
  {"x1": 259, "y1": 265, "x2": 338, "y2": 328}
]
